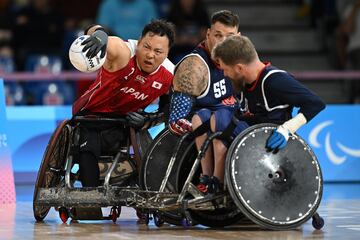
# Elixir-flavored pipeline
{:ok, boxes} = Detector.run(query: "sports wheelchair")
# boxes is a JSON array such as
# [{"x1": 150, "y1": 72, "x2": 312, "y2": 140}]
[
  {"x1": 140, "y1": 123, "x2": 325, "y2": 230},
  {"x1": 33, "y1": 114, "x2": 324, "y2": 230},
  {"x1": 33, "y1": 115, "x2": 154, "y2": 223}
]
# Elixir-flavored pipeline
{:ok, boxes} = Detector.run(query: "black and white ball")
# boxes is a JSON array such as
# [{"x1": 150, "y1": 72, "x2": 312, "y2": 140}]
[{"x1": 69, "y1": 35, "x2": 106, "y2": 72}]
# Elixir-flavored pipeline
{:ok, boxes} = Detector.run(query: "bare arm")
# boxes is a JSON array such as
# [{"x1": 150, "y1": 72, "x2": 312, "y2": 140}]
[
  {"x1": 103, "y1": 36, "x2": 131, "y2": 72},
  {"x1": 86, "y1": 25, "x2": 131, "y2": 72},
  {"x1": 173, "y1": 55, "x2": 208, "y2": 96}
]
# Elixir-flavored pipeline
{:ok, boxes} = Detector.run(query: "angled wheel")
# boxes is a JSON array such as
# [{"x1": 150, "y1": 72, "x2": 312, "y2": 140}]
[
  {"x1": 225, "y1": 123, "x2": 323, "y2": 230},
  {"x1": 33, "y1": 120, "x2": 71, "y2": 221},
  {"x1": 140, "y1": 128, "x2": 195, "y2": 225},
  {"x1": 175, "y1": 141, "x2": 245, "y2": 228},
  {"x1": 136, "y1": 128, "x2": 153, "y2": 159}
]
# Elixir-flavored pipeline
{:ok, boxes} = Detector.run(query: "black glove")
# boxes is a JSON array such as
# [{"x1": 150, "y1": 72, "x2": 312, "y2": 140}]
[
  {"x1": 82, "y1": 28, "x2": 108, "y2": 58},
  {"x1": 126, "y1": 111, "x2": 165, "y2": 129},
  {"x1": 126, "y1": 112, "x2": 146, "y2": 129}
]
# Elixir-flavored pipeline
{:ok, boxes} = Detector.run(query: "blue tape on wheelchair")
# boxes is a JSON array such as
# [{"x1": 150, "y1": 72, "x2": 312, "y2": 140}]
[{"x1": 169, "y1": 92, "x2": 194, "y2": 123}]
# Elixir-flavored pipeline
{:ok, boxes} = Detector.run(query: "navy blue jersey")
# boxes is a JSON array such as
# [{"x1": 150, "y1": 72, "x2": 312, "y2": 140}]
[
  {"x1": 239, "y1": 63, "x2": 325, "y2": 125},
  {"x1": 175, "y1": 42, "x2": 236, "y2": 111}
]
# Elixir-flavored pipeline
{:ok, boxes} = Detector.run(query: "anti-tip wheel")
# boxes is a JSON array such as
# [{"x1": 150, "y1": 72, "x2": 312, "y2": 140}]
[
  {"x1": 312, "y1": 214, "x2": 324, "y2": 230},
  {"x1": 111, "y1": 207, "x2": 118, "y2": 223},
  {"x1": 153, "y1": 212, "x2": 164, "y2": 227},
  {"x1": 181, "y1": 218, "x2": 191, "y2": 228},
  {"x1": 59, "y1": 207, "x2": 69, "y2": 223}
]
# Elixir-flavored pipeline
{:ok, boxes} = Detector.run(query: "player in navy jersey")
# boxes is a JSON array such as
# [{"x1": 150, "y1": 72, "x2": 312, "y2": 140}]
[
  {"x1": 168, "y1": 10, "x2": 240, "y2": 194},
  {"x1": 212, "y1": 35, "x2": 325, "y2": 180},
  {"x1": 72, "y1": 20, "x2": 175, "y2": 187}
]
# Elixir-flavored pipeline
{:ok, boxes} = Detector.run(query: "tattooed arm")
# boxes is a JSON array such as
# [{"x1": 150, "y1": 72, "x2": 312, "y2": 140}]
[
  {"x1": 173, "y1": 55, "x2": 208, "y2": 96},
  {"x1": 168, "y1": 55, "x2": 208, "y2": 135}
]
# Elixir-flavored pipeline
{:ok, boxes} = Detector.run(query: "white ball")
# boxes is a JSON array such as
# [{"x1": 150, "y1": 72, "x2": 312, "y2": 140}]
[{"x1": 69, "y1": 35, "x2": 106, "y2": 73}]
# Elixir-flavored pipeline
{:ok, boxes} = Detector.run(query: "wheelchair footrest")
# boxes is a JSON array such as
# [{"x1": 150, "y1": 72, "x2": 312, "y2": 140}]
[{"x1": 184, "y1": 193, "x2": 228, "y2": 211}]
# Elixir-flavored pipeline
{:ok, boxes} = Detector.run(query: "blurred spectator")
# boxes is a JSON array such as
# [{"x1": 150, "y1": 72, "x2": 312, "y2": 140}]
[
  {"x1": 336, "y1": 0, "x2": 360, "y2": 102},
  {"x1": 296, "y1": 0, "x2": 338, "y2": 30},
  {"x1": 295, "y1": 0, "x2": 311, "y2": 19},
  {"x1": 54, "y1": 1, "x2": 102, "y2": 103},
  {"x1": 22, "y1": 55, "x2": 75, "y2": 105},
  {"x1": 12, "y1": 0, "x2": 65, "y2": 71},
  {"x1": 166, "y1": 0, "x2": 209, "y2": 63},
  {"x1": 0, "y1": 0, "x2": 15, "y2": 59},
  {"x1": 53, "y1": 0, "x2": 100, "y2": 30},
  {"x1": 96, "y1": 0, "x2": 158, "y2": 39},
  {"x1": 336, "y1": 0, "x2": 360, "y2": 70},
  {"x1": 53, "y1": 0, "x2": 101, "y2": 70},
  {"x1": 4, "y1": 82, "x2": 25, "y2": 105},
  {"x1": 1, "y1": 1, "x2": 25, "y2": 106},
  {"x1": 153, "y1": 0, "x2": 171, "y2": 18}
]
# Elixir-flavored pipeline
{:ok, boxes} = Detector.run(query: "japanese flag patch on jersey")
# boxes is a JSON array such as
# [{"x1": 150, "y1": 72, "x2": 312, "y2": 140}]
[{"x1": 152, "y1": 81, "x2": 162, "y2": 89}]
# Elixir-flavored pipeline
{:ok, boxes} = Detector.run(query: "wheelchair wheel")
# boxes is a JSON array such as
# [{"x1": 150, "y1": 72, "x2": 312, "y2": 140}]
[
  {"x1": 136, "y1": 129, "x2": 153, "y2": 158},
  {"x1": 175, "y1": 141, "x2": 245, "y2": 228},
  {"x1": 140, "y1": 128, "x2": 194, "y2": 225},
  {"x1": 225, "y1": 123, "x2": 323, "y2": 230},
  {"x1": 33, "y1": 120, "x2": 71, "y2": 221}
]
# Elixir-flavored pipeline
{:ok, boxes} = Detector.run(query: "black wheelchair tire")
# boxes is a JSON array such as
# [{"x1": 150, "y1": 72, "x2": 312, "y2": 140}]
[
  {"x1": 33, "y1": 120, "x2": 71, "y2": 221},
  {"x1": 140, "y1": 128, "x2": 193, "y2": 226},
  {"x1": 175, "y1": 136, "x2": 246, "y2": 228}
]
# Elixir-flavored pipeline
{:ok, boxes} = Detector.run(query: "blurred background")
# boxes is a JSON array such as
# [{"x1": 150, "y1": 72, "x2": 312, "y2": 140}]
[
  {"x1": 1, "y1": 0, "x2": 360, "y2": 105},
  {"x1": 0, "y1": 0, "x2": 360, "y2": 187}
]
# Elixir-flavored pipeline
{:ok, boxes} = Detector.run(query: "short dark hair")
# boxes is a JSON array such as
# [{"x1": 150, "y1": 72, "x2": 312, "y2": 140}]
[
  {"x1": 211, "y1": 10, "x2": 239, "y2": 29},
  {"x1": 141, "y1": 19, "x2": 176, "y2": 48},
  {"x1": 212, "y1": 35, "x2": 258, "y2": 65}
]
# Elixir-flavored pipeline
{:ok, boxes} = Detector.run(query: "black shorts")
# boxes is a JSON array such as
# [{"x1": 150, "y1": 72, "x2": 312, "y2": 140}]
[{"x1": 78, "y1": 122, "x2": 128, "y2": 158}]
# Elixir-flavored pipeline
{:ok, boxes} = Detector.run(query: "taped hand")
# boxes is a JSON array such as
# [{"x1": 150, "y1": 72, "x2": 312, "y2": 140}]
[{"x1": 169, "y1": 119, "x2": 192, "y2": 136}]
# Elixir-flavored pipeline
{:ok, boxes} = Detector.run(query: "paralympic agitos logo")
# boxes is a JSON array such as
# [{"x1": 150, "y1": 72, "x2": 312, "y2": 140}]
[{"x1": 308, "y1": 121, "x2": 360, "y2": 165}]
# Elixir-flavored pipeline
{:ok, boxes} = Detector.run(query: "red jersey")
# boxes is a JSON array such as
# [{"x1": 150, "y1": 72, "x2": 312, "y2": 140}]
[{"x1": 73, "y1": 40, "x2": 174, "y2": 115}]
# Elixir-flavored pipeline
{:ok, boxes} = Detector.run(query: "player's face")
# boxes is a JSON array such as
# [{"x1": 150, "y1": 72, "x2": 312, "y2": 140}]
[
  {"x1": 136, "y1": 32, "x2": 169, "y2": 73},
  {"x1": 218, "y1": 59, "x2": 244, "y2": 82},
  {"x1": 219, "y1": 60, "x2": 245, "y2": 92},
  {"x1": 206, "y1": 22, "x2": 238, "y2": 53}
]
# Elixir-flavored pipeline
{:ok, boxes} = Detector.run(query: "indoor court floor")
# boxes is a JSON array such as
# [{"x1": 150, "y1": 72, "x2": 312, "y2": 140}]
[{"x1": 1, "y1": 183, "x2": 360, "y2": 240}]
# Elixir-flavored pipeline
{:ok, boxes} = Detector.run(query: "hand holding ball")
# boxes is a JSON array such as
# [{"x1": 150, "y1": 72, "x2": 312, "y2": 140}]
[{"x1": 69, "y1": 35, "x2": 106, "y2": 72}]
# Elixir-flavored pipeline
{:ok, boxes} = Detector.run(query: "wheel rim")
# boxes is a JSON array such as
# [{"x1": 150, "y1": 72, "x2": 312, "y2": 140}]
[
  {"x1": 33, "y1": 121, "x2": 71, "y2": 220},
  {"x1": 140, "y1": 129, "x2": 191, "y2": 225},
  {"x1": 175, "y1": 134, "x2": 245, "y2": 227},
  {"x1": 225, "y1": 123, "x2": 323, "y2": 230}
]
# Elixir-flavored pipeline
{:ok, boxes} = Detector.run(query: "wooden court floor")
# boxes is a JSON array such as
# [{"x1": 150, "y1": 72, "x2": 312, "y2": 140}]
[{"x1": 1, "y1": 184, "x2": 360, "y2": 240}]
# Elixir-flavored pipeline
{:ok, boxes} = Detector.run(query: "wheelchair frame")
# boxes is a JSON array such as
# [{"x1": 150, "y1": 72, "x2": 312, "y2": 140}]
[{"x1": 33, "y1": 117, "x2": 324, "y2": 230}]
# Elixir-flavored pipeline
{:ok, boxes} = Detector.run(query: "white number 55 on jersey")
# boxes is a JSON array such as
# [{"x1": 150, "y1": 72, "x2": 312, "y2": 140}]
[{"x1": 214, "y1": 79, "x2": 227, "y2": 98}]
